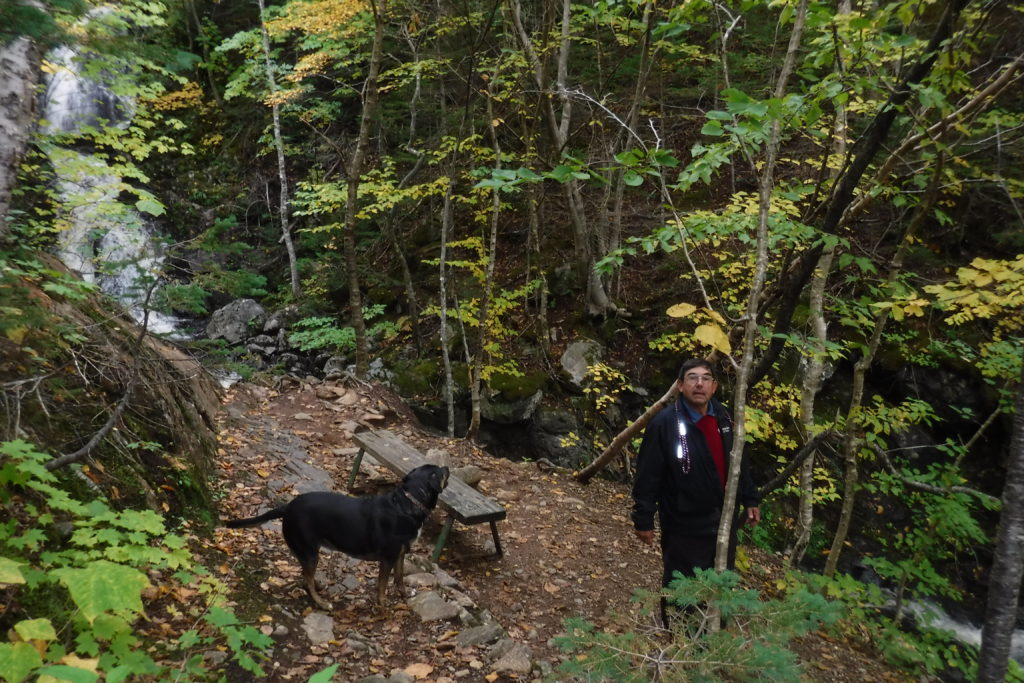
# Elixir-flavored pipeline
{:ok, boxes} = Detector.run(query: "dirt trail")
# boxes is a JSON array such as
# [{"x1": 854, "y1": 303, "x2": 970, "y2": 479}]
[{"x1": 205, "y1": 379, "x2": 904, "y2": 682}]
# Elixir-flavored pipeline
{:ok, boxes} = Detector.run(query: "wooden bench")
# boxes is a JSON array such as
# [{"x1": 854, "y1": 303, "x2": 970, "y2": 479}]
[{"x1": 348, "y1": 429, "x2": 506, "y2": 563}]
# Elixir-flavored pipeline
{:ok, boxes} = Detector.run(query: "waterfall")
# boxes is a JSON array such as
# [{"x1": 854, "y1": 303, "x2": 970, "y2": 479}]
[
  {"x1": 40, "y1": 33, "x2": 179, "y2": 335},
  {"x1": 908, "y1": 600, "x2": 1024, "y2": 663}
]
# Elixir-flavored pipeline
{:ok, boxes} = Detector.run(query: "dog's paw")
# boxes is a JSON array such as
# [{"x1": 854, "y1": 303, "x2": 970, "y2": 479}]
[{"x1": 313, "y1": 598, "x2": 334, "y2": 611}]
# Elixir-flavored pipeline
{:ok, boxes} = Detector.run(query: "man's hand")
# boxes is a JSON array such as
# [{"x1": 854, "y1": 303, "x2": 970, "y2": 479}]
[
  {"x1": 746, "y1": 507, "x2": 761, "y2": 527},
  {"x1": 635, "y1": 529, "x2": 655, "y2": 545}
]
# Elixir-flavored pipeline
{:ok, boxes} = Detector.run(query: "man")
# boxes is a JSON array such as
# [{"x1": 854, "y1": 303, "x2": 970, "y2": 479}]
[{"x1": 631, "y1": 359, "x2": 760, "y2": 624}]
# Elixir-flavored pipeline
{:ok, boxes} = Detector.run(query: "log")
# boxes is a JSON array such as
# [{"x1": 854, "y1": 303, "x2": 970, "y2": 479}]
[{"x1": 575, "y1": 382, "x2": 679, "y2": 484}]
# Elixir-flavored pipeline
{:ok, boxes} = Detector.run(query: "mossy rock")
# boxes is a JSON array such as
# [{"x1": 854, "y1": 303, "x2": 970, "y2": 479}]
[
  {"x1": 488, "y1": 371, "x2": 548, "y2": 401},
  {"x1": 391, "y1": 359, "x2": 441, "y2": 396}
]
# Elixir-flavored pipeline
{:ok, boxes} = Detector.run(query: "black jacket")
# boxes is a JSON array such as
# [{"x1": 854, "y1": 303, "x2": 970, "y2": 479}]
[{"x1": 631, "y1": 397, "x2": 760, "y2": 536}]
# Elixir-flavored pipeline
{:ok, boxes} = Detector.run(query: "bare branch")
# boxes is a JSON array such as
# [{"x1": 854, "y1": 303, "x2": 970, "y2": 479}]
[
  {"x1": 757, "y1": 430, "x2": 839, "y2": 498},
  {"x1": 873, "y1": 443, "x2": 999, "y2": 507}
]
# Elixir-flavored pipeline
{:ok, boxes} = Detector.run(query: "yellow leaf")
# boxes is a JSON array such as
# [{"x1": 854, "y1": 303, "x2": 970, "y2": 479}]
[
  {"x1": 694, "y1": 323, "x2": 731, "y2": 354},
  {"x1": 60, "y1": 654, "x2": 99, "y2": 672},
  {"x1": 5, "y1": 326, "x2": 27, "y2": 343},
  {"x1": 485, "y1": 674, "x2": 499, "y2": 682},
  {"x1": 257, "y1": 469, "x2": 270, "y2": 478},
  {"x1": 705, "y1": 308, "x2": 727, "y2": 324},
  {"x1": 666, "y1": 302, "x2": 697, "y2": 318},
  {"x1": 403, "y1": 662, "x2": 434, "y2": 679}
]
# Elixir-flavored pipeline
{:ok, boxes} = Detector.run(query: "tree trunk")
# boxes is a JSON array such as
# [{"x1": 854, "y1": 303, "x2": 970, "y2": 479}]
[
  {"x1": 978, "y1": 366, "x2": 1024, "y2": 682},
  {"x1": 439, "y1": 182, "x2": 456, "y2": 437},
  {"x1": 747, "y1": 0, "x2": 971, "y2": 390},
  {"x1": 507, "y1": 0, "x2": 615, "y2": 316},
  {"x1": 256, "y1": 0, "x2": 301, "y2": 300},
  {"x1": 788, "y1": 246, "x2": 834, "y2": 567},
  {"x1": 715, "y1": 0, "x2": 809, "y2": 573},
  {"x1": 0, "y1": 34, "x2": 41, "y2": 235},
  {"x1": 467, "y1": 75, "x2": 505, "y2": 440},
  {"x1": 344, "y1": 0, "x2": 388, "y2": 378},
  {"x1": 526, "y1": 182, "x2": 549, "y2": 353},
  {"x1": 824, "y1": 156, "x2": 945, "y2": 576}
]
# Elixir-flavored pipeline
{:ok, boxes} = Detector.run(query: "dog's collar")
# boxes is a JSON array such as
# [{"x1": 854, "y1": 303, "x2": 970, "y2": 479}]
[{"x1": 403, "y1": 489, "x2": 428, "y2": 513}]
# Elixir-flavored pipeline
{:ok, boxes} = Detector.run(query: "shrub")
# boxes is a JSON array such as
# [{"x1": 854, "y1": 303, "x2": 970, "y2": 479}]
[
  {"x1": 553, "y1": 569, "x2": 841, "y2": 682},
  {"x1": 0, "y1": 440, "x2": 273, "y2": 682}
]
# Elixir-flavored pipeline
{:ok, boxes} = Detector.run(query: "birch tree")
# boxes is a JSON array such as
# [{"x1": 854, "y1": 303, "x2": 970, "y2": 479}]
[
  {"x1": 715, "y1": 0, "x2": 809, "y2": 572},
  {"x1": 343, "y1": 0, "x2": 387, "y2": 378},
  {"x1": 256, "y1": 0, "x2": 301, "y2": 300},
  {"x1": 0, "y1": 33, "x2": 39, "y2": 236},
  {"x1": 0, "y1": 0, "x2": 53, "y2": 235}
]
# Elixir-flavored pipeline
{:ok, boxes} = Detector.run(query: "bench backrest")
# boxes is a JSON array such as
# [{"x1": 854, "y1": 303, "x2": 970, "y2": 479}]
[{"x1": 353, "y1": 429, "x2": 506, "y2": 525}]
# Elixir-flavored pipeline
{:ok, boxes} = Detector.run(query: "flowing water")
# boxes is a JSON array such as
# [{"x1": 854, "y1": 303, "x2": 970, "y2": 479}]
[{"x1": 41, "y1": 37, "x2": 179, "y2": 334}]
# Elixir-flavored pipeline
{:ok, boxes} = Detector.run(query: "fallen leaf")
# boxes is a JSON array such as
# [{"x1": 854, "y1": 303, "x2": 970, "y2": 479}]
[{"x1": 404, "y1": 662, "x2": 434, "y2": 678}]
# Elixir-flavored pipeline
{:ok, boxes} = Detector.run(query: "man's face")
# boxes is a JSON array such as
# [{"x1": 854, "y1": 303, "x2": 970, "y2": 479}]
[{"x1": 678, "y1": 368, "x2": 717, "y2": 414}]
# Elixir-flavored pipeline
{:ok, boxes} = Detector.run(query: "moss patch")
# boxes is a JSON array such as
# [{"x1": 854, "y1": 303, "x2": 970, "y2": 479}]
[{"x1": 488, "y1": 370, "x2": 548, "y2": 400}]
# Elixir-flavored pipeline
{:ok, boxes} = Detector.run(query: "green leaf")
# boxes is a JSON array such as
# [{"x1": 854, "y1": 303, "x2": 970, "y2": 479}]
[
  {"x1": 308, "y1": 664, "x2": 340, "y2": 682},
  {"x1": 651, "y1": 149, "x2": 680, "y2": 167},
  {"x1": 622, "y1": 170, "x2": 644, "y2": 187},
  {"x1": 51, "y1": 561, "x2": 149, "y2": 623},
  {"x1": 103, "y1": 666, "x2": 134, "y2": 683},
  {"x1": 547, "y1": 165, "x2": 577, "y2": 183},
  {"x1": 135, "y1": 197, "x2": 165, "y2": 217},
  {"x1": 0, "y1": 557, "x2": 26, "y2": 585},
  {"x1": 34, "y1": 665, "x2": 99, "y2": 683},
  {"x1": 701, "y1": 121, "x2": 724, "y2": 137},
  {"x1": 14, "y1": 618, "x2": 57, "y2": 642},
  {"x1": 0, "y1": 642, "x2": 42, "y2": 683}
]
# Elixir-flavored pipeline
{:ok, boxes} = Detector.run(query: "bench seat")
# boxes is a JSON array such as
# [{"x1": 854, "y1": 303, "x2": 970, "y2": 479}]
[{"x1": 349, "y1": 429, "x2": 506, "y2": 562}]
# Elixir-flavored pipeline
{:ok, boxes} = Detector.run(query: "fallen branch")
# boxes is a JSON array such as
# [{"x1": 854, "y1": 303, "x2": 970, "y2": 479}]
[
  {"x1": 576, "y1": 381, "x2": 679, "y2": 484},
  {"x1": 45, "y1": 282, "x2": 155, "y2": 471},
  {"x1": 44, "y1": 372, "x2": 138, "y2": 471}
]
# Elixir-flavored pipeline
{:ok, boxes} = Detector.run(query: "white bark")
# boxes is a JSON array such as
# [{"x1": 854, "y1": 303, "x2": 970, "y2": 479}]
[
  {"x1": 715, "y1": 0, "x2": 809, "y2": 572},
  {"x1": 0, "y1": 35, "x2": 41, "y2": 233},
  {"x1": 978, "y1": 369, "x2": 1024, "y2": 682},
  {"x1": 788, "y1": 247, "x2": 833, "y2": 567},
  {"x1": 439, "y1": 182, "x2": 456, "y2": 437},
  {"x1": 256, "y1": 0, "x2": 301, "y2": 299}
]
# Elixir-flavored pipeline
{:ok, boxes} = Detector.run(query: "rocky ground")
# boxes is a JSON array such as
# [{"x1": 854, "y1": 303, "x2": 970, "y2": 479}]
[{"x1": 200, "y1": 377, "x2": 912, "y2": 682}]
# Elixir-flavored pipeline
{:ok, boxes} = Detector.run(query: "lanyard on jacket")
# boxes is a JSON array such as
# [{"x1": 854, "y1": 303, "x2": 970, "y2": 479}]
[{"x1": 674, "y1": 401, "x2": 691, "y2": 474}]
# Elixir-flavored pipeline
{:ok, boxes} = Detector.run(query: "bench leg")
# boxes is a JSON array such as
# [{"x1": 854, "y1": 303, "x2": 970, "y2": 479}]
[
  {"x1": 432, "y1": 517, "x2": 454, "y2": 563},
  {"x1": 489, "y1": 520, "x2": 504, "y2": 557},
  {"x1": 347, "y1": 448, "x2": 365, "y2": 492}
]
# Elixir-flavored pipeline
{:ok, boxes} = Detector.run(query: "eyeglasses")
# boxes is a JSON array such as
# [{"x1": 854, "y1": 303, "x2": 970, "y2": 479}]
[{"x1": 683, "y1": 374, "x2": 716, "y2": 384}]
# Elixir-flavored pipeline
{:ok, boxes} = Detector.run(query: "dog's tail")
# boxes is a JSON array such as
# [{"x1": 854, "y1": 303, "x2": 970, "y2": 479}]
[{"x1": 223, "y1": 505, "x2": 287, "y2": 528}]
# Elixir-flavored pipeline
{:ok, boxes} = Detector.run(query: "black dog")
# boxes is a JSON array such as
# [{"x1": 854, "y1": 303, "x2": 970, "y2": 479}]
[{"x1": 224, "y1": 464, "x2": 449, "y2": 610}]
